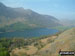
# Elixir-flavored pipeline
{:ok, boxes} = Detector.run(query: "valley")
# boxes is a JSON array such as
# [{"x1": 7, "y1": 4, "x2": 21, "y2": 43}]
[
  {"x1": 0, "y1": 1, "x2": 75, "y2": 56},
  {"x1": 0, "y1": 28, "x2": 75, "y2": 56}
]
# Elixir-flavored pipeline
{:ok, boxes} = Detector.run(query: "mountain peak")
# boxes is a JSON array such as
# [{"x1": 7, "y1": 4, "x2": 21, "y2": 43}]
[
  {"x1": 25, "y1": 9, "x2": 35, "y2": 13},
  {"x1": 0, "y1": 2, "x2": 60, "y2": 28},
  {"x1": 26, "y1": 9, "x2": 33, "y2": 11},
  {"x1": 0, "y1": 2, "x2": 6, "y2": 8},
  {"x1": 0, "y1": 2, "x2": 3, "y2": 4},
  {"x1": 14, "y1": 7, "x2": 24, "y2": 10}
]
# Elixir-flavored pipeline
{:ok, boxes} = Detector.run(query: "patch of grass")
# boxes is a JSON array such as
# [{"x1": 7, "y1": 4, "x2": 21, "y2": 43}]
[{"x1": 50, "y1": 26, "x2": 71, "y2": 31}]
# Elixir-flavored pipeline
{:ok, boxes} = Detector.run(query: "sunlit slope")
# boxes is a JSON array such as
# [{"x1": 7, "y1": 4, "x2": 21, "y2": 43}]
[
  {"x1": 38, "y1": 28, "x2": 75, "y2": 56},
  {"x1": 10, "y1": 28, "x2": 75, "y2": 56}
]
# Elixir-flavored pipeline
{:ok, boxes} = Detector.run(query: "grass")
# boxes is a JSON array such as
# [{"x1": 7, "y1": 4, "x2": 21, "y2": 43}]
[{"x1": 50, "y1": 26, "x2": 71, "y2": 31}]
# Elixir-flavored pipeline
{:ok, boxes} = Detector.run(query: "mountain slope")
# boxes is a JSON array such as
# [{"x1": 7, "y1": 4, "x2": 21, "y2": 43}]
[
  {"x1": 9, "y1": 28, "x2": 75, "y2": 56},
  {"x1": 0, "y1": 2, "x2": 60, "y2": 31},
  {"x1": 38, "y1": 28, "x2": 75, "y2": 56}
]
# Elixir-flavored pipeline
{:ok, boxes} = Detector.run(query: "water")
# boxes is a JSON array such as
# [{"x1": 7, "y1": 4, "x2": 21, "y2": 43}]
[{"x1": 0, "y1": 28, "x2": 59, "y2": 38}]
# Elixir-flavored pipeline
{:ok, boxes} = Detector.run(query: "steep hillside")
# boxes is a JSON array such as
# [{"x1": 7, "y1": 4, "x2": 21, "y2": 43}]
[
  {"x1": 37, "y1": 28, "x2": 75, "y2": 56},
  {"x1": 9, "y1": 28, "x2": 75, "y2": 56},
  {"x1": 0, "y1": 2, "x2": 60, "y2": 31}
]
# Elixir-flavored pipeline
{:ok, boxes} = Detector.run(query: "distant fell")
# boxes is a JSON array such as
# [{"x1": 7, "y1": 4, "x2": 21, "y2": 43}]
[{"x1": 0, "y1": 2, "x2": 61, "y2": 31}]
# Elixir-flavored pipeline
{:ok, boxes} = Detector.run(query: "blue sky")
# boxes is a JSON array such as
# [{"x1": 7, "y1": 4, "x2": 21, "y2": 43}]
[{"x1": 0, "y1": 0, "x2": 75, "y2": 20}]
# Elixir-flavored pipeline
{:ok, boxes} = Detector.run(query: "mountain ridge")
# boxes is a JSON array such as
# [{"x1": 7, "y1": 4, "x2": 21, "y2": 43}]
[{"x1": 0, "y1": 2, "x2": 61, "y2": 31}]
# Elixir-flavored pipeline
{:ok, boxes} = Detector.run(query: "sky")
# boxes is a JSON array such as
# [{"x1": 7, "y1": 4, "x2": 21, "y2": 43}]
[{"x1": 0, "y1": 0, "x2": 75, "y2": 20}]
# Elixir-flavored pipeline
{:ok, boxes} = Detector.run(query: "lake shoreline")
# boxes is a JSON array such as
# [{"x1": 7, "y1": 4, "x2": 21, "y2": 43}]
[{"x1": 0, "y1": 28, "x2": 59, "y2": 38}]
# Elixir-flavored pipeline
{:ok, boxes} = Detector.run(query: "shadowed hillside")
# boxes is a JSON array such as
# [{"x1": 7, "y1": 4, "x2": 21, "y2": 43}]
[{"x1": 0, "y1": 2, "x2": 61, "y2": 32}]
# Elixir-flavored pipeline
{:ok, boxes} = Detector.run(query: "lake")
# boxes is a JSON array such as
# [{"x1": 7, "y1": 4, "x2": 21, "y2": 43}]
[{"x1": 0, "y1": 28, "x2": 59, "y2": 38}]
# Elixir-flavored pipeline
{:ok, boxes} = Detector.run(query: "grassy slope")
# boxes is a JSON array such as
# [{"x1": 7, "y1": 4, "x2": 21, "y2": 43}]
[
  {"x1": 50, "y1": 26, "x2": 72, "y2": 31},
  {"x1": 38, "y1": 28, "x2": 75, "y2": 56},
  {"x1": 10, "y1": 28, "x2": 75, "y2": 56}
]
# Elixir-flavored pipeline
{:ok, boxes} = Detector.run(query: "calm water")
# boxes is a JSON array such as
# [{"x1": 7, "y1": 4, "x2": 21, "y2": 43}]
[{"x1": 0, "y1": 28, "x2": 59, "y2": 38}]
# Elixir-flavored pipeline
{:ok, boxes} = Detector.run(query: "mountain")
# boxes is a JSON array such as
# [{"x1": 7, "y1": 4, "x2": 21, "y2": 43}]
[
  {"x1": 0, "y1": 2, "x2": 60, "y2": 31},
  {"x1": 61, "y1": 19, "x2": 75, "y2": 27}
]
